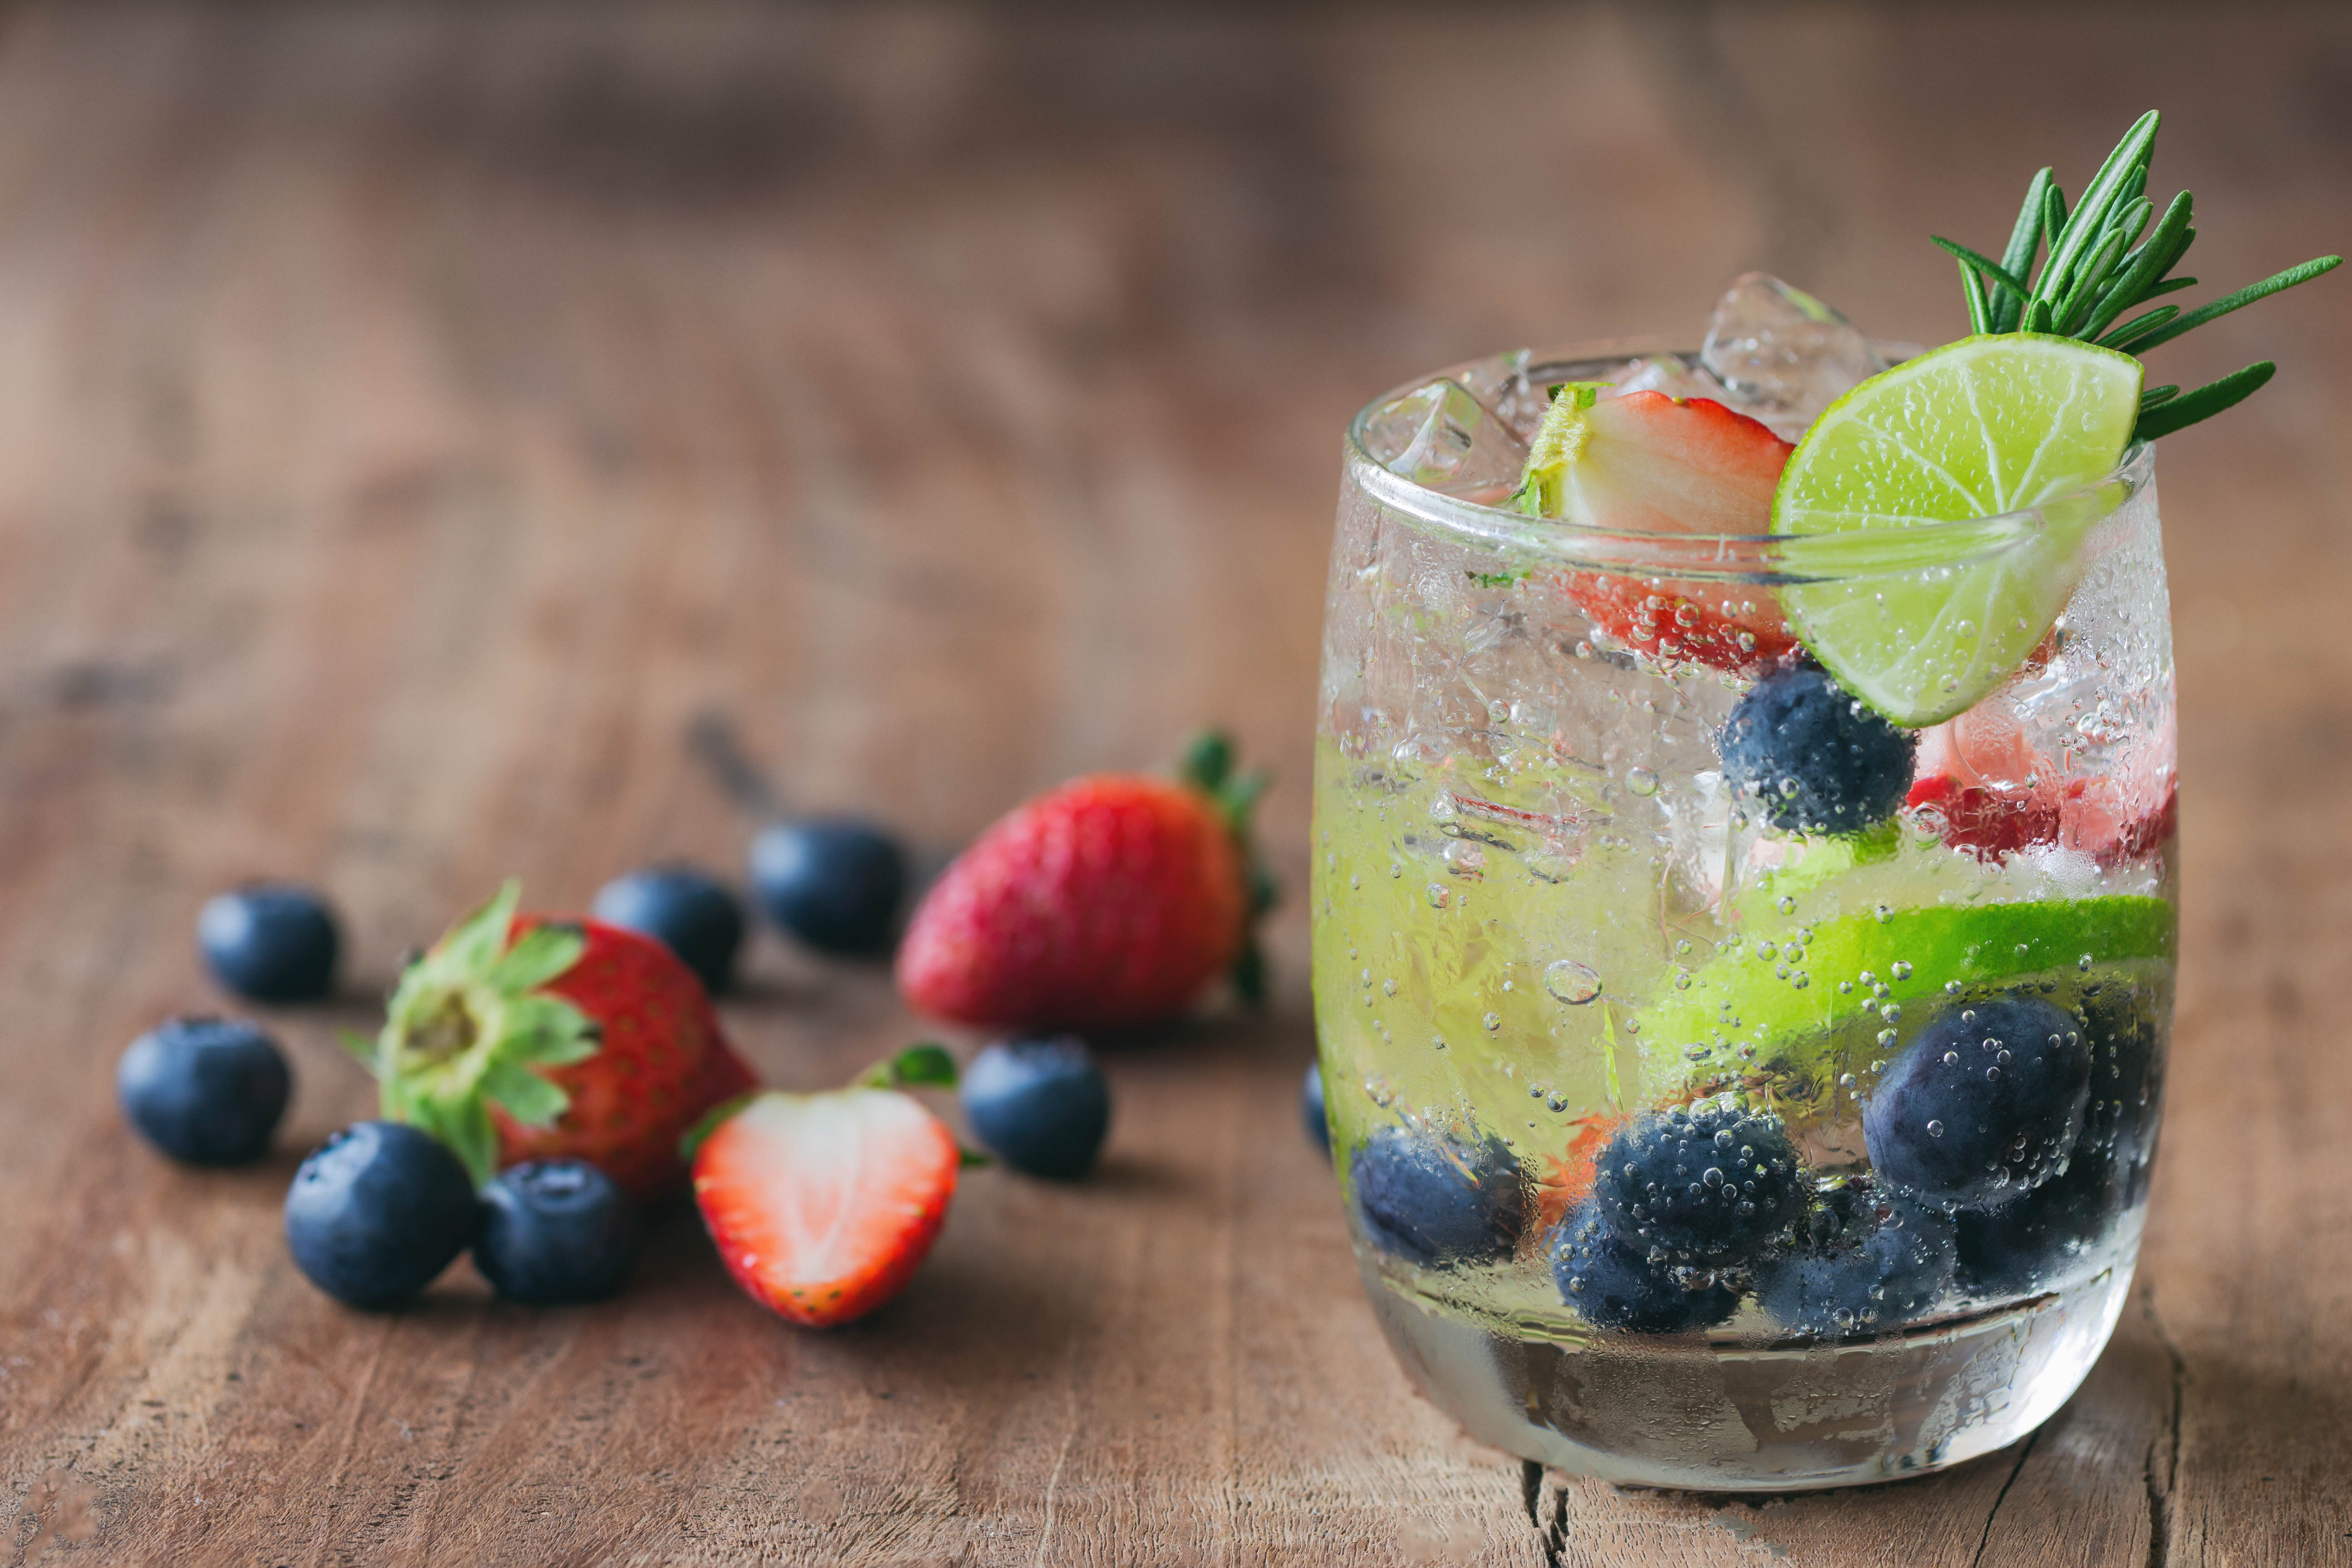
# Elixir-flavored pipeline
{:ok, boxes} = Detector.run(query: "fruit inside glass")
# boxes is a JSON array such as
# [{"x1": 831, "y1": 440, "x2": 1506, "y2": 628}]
[{"x1": 1310, "y1": 341, "x2": 2176, "y2": 1491}]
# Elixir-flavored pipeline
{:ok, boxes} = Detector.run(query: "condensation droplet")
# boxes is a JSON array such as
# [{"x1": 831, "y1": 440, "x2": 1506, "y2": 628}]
[{"x1": 1543, "y1": 959, "x2": 1603, "y2": 1005}]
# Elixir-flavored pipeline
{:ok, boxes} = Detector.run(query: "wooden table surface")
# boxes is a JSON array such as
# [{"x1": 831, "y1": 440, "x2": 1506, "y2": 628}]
[{"x1": 0, "y1": 5, "x2": 2346, "y2": 1564}]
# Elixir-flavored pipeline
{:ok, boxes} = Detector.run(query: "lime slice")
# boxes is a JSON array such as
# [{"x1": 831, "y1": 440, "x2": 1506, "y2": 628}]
[
  {"x1": 1774, "y1": 334, "x2": 2142, "y2": 725},
  {"x1": 1639, "y1": 895, "x2": 2175, "y2": 1078}
]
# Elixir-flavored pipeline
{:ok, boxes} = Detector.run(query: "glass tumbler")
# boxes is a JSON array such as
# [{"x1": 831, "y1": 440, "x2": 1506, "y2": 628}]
[{"x1": 1309, "y1": 344, "x2": 2176, "y2": 1490}]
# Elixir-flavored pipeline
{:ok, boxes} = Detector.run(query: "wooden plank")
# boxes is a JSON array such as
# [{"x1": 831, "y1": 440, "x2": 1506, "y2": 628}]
[{"x1": 0, "y1": 5, "x2": 2345, "y2": 1565}]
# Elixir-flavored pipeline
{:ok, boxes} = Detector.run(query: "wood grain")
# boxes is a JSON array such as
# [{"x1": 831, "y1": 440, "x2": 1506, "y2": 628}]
[{"x1": 0, "y1": 5, "x2": 2346, "y2": 1564}]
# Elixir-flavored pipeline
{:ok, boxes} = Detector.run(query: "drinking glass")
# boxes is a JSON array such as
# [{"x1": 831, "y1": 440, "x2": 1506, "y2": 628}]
[{"x1": 1310, "y1": 343, "x2": 2176, "y2": 1490}]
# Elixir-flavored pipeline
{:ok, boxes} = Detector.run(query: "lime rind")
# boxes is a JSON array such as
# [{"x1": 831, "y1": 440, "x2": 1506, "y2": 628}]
[
  {"x1": 1773, "y1": 334, "x2": 2143, "y2": 726},
  {"x1": 1637, "y1": 894, "x2": 2176, "y2": 1086}
]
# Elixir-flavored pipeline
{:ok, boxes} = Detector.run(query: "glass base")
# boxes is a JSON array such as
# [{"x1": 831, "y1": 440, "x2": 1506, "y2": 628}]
[{"x1": 1363, "y1": 1254, "x2": 2136, "y2": 1492}]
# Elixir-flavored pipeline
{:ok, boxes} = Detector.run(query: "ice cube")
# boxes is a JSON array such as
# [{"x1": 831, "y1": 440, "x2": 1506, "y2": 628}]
[
  {"x1": 1602, "y1": 354, "x2": 1731, "y2": 404},
  {"x1": 1361, "y1": 378, "x2": 1531, "y2": 498},
  {"x1": 1700, "y1": 273, "x2": 1884, "y2": 440}
]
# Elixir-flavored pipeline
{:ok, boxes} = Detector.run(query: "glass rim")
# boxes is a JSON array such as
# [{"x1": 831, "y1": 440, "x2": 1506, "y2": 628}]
[{"x1": 1344, "y1": 338, "x2": 2156, "y2": 586}]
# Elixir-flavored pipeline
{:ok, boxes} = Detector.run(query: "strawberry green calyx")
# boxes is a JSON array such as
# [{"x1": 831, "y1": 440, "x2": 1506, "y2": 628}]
[
  {"x1": 1511, "y1": 380, "x2": 1604, "y2": 516},
  {"x1": 1179, "y1": 729, "x2": 1276, "y2": 1006},
  {"x1": 354, "y1": 881, "x2": 597, "y2": 1185}
]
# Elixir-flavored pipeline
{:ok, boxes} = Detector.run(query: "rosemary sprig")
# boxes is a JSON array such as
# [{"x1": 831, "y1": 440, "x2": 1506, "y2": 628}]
[{"x1": 1934, "y1": 110, "x2": 2340, "y2": 440}]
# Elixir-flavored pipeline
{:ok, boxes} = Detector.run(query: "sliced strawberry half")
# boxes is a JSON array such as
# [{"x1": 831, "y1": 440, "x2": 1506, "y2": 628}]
[
  {"x1": 691, "y1": 1088, "x2": 960, "y2": 1328},
  {"x1": 1517, "y1": 385, "x2": 1796, "y2": 672},
  {"x1": 1533, "y1": 1112, "x2": 1629, "y2": 1234},
  {"x1": 1908, "y1": 705, "x2": 2176, "y2": 867}
]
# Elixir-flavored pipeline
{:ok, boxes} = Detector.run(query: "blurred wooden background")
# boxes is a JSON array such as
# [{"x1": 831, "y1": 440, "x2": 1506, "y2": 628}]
[{"x1": 0, "y1": 4, "x2": 2346, "y2": 1564}]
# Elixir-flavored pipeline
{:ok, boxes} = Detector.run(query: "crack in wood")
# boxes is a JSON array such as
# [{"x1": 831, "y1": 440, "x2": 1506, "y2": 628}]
[
  {"x1": 2143, "y1": 1289, "x2": 2188, "y2": 1568},
  {"x1": 1970, "y1": 1428, "x2": 2043, "y2": 1568}
]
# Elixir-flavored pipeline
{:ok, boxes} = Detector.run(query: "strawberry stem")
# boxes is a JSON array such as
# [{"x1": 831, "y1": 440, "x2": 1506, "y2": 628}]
[{"x1": 858, "y1": 1043, "x2": 959, "y2": 1090}]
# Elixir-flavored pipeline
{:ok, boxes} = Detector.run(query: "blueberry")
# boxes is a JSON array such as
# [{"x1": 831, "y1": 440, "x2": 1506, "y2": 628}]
[
  {"x1": 198, "y1": 883, "x2": 340, "y2": 1002},
  {"x1": 117, "y1": 1016, "x2": 291, "y2": 1165},
  {"x1": 2078, "y1": 988, "x2": 2166, "y2": 1166},
  {"x1": 284, "y1": 1122, "x2": 479, "y2": 1309},
  {"x1": 475, "y1": 1159, "x2": 641, "y2": 1305},
  {"x1": 1719, "y1": 665, "x2": 1916, "y2": 834},
  {"x1": 1550, "y1": 1204, "x2": 1739, "y2": 1333},
  {"x1": 1350, "y1": 1125, "x2": 1525, "y2": 1266},
  {"x1": 1863, "y1": 996, "x2": 2091, "y2": 1210},
  {"x1": 1590, "y1": 1100, "x2": 1805, "y2": 1264},
  {"x1": 1754, "y1": 1196, "x2": 1956, "y2": 1336},
  {"x1": 748, "y1": 818, "x2": 906, "y2": 955},
  {"x1": 1301, "y1": 1060, "x2": 1330, "y2": 1155},
  {"x1": 592, "y1": 866, "x2": 745, "y2": 994},
  {"x1": 1952, "y1": 1145, "x2": 2126, "y2": 1297},
  {"x1": 960, "y1": 1036, "x2": 1112, "y2": 1180}
]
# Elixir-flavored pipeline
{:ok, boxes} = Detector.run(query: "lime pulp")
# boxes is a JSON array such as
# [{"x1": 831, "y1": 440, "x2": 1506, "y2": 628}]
[{"x1": 1772, "y1": 333, "x2": 2142, "y2": 726}]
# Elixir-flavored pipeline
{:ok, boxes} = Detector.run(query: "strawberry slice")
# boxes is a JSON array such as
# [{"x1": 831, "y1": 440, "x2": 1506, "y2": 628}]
[
  {"x1": 1533, "y1": 1112, "x2": 1629, "y2": 1234},
  {"x1": 691, "y1": 1088, "x2": 960, "y2": 1328},
  {"x1": 1908, "y1": 705, "x2": 2176, "y2": 866},
  {"x1": 1517, "y1": 386, "x2": 1797, "y2": 671}
]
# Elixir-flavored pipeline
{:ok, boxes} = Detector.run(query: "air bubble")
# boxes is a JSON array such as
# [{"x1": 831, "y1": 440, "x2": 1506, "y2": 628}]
[
  {"x1": 1756, "y1": 941, "x2": 1778, "y2": 959},
  {"x1": 1890, "y1": 960, "x2": 1913, "y2": 980},
  {"x1": 1943, "y1": 1051, "x2": 1961, "y2": 1066},
  {"x1": 2078, "y1": 953, "x2": 2094, "y2": 972},
  {"x1": 1627, "y1": 767, "x2": 1660, "y2": 797},
  {"x1": 1483, "y1": 1012, "x2": 1502, "y2": 1033},
  {"x1": 1926, "y1": 1120, "x2": 1945, "y2": 1138},
  {"x1": 1881, "y1": 1004, "x2": 1901, "y2": 1023},
  {"x1": 1544, "y1": 959, "x2": 1603, "y2": 1005},
  {"x1": 1877, "y1": 1029, "x2": 1898, "y2": 1048},
  {"x1": 1389, "y1": 861, "x2": 1403, "y2": 879},
  {"x1": 1775, "y1": 895, "x2": 1797, "y2": 915},
  {"x1": 1874, "y1": 904, "x2": 1893, "y2": 923},
  {"x1": 1382, "y1": 978, "x2": 1397, "y2": 996},
  {"x1": 1426, "y1": 883, "x2": 1450, "y2": 909}
]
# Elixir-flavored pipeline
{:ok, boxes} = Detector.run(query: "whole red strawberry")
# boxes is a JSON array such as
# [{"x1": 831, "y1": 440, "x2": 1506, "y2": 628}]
[
  {"x1": 897, "y1": 733, "x2": 1267, "y2": 1029},
  {"x1": 359, "y1": 882, "x2": 759, "y2": 1200}
]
